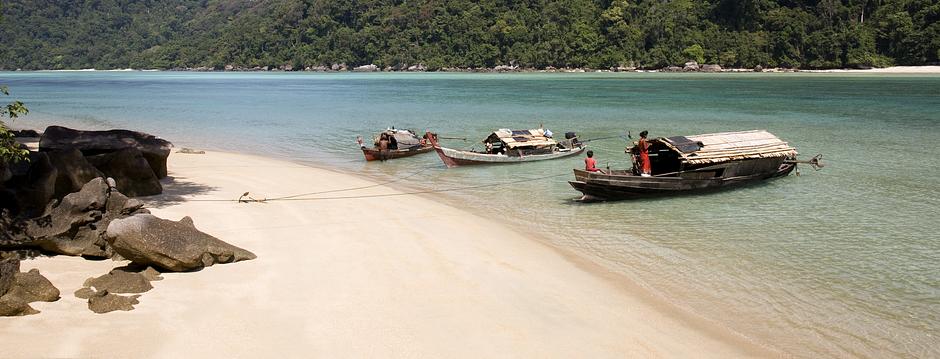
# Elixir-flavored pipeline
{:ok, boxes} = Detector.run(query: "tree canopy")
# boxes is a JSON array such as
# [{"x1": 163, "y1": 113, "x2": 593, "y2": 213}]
[{"x1": 1, "y1": 0, "x2": 937, "y2": 70}]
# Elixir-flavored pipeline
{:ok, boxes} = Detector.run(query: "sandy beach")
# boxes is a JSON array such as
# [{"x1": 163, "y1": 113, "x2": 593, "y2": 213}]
[
  {"x1": 801, "y1": 65, "x2": 940, "y2": 73},
  {"x1": 0, "y1": 150, "x2": 775, "y2": 358}
]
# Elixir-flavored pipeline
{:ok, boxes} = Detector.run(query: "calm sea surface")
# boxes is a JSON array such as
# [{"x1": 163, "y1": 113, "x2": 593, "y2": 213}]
[{"x1": 3, "y1": 71, "x2": 938, "y2": 358}]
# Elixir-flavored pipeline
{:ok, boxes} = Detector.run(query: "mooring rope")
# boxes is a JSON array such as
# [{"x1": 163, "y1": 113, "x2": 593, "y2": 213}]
[{"x1": 181, "y1": 167, "x2": 571, "y2": 203}]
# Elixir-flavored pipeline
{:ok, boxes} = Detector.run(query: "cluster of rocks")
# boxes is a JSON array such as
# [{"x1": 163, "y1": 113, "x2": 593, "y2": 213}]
[
  {"x1": 75, "y1": 265, "x2": 162, "y2": 313},
  {"x1": 0, "y1": 255, "x2": 60, "y2": 316},
  {"x1": 0, "y1": 176, "x2": 256, "y2": 315},
  {"x1": 212, "y1": 63, "x2": 433, "y2": 72},
  {"x1": 660, "y1": 61, "x2": 724, "y2": 73},
  {"x1": 165, "y1": 62, "x2": 788, "y2": 73},
  {"x1": 2, "y1": 126, "x2": 172, "y2": 218},
  {"x1": 1, "y1": 126, "x2": 256, "y2": 316}
]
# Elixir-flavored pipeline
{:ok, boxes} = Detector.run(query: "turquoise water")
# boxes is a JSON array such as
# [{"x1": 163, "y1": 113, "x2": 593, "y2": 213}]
[{"x1": 3, "y1": 72, "x2": 939, "y2": 358}]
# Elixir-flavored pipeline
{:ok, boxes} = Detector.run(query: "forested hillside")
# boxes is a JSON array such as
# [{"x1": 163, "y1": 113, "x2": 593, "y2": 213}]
[{"x1": 1, "y1": 0, "x2": 938, "y2": 70}]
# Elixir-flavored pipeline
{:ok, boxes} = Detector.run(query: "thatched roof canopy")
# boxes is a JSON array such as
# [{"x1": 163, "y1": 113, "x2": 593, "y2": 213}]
[
  {"x1": 659, "y1": 130, "x2": 798, "y2": 165},
  {"x1": 485, "y1": 129, "x2": 557, "y2": 149}
]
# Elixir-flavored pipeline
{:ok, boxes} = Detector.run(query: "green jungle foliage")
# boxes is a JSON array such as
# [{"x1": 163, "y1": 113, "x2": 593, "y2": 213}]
[
  {"x1": 0, "y1": 86, "x2": 29, "y2": 163},
  {"x1": 0, "y1": 0, "x2": 938, "y2": 70}
]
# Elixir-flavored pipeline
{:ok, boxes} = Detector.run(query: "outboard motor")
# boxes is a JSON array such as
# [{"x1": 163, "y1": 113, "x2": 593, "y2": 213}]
[{"x1": 565, "y1": 131, "x2": 580, "y2": 146}]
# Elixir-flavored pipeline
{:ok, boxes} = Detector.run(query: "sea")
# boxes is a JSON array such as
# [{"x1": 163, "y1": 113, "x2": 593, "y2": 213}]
[{"x1": 2, "y1": 71, "x2": 938, "y2": 358}]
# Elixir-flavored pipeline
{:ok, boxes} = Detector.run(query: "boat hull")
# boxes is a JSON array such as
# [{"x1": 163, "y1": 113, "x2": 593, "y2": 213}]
[
  {"x1": 432, "y1": 145, "x2": 585, "y2": 168},
  {"x1": 569, "y1": 162, "x2": 795, "y2": 200},
  {"x1": 362, "y1": 145, "x2": 433, "y2": 161}
]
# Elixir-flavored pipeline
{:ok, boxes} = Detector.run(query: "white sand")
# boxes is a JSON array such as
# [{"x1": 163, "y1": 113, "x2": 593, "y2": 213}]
[
  {"x1": 800, "y1": 65, "x2": 940, "y2": 73},
  {"x1": 0, "y1": 151, "x2": 774, "y2": 358}
]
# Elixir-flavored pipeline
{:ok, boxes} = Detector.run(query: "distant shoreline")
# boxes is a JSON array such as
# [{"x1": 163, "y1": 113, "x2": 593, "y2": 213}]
[{"x1": 8, "y1": 65, "x2": 940, "y2": 74}]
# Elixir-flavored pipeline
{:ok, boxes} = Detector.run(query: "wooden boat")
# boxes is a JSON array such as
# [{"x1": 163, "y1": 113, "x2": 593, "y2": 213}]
[
  {"x1": 360, "y1": 128, "x2": 433, "y2": 161},
  {"x1": 568, "y1": 130, "x2": 821, "y2": 200},
  {"x1": 427, "y1": 129, "x2": 585, "y2": 168}
]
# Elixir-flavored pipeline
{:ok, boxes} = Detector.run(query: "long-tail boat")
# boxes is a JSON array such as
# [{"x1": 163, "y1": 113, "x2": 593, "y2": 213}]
[
  {"x1": 427, "y1": 129, "x2": 585, "y2": 168},
  {"x1": 360, "y1": 128, "x2": 434, "y2": 161},
  {"x1": 568, "y1": 130, "x2": 822, "y2": 200}
]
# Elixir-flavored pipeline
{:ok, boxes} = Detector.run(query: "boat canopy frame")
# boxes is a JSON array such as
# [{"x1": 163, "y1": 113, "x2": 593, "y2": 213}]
[
  {"x1": 655, "y1": 130, "x2": 798, "y2": 165},
  {"x1": 483, "y1": 129, "x2": 557, "y2": 150}
]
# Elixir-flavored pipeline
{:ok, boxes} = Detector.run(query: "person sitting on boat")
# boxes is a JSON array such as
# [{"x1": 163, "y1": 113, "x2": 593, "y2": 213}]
[
  {"x1": 585, "y1": 150, "x2": 603, "y2": 173},
  {"x1": 378, "y1": 133, "x2": 390, "y2": 151},
  {"x1": 638, "y1": 130, "x2": 652, "y2": 177}
]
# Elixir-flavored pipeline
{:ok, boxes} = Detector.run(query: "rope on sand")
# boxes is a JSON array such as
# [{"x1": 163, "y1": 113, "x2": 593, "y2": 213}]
[{"x1": 186, "y1": 167, "x2": 571, "y2": 204}]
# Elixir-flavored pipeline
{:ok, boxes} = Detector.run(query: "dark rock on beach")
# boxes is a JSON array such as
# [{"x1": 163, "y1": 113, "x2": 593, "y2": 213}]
[
  {"x1": 0, "y1": 261, "x2": 60, "y2": 316},
  {"x1": 15, "y1": 152, "x2": 58, "y2": 217},
  {"x1": 76, "y1": 265, "x2": 162, "y2": 313},
  {"x1": 24, "y1": 177, "x2": 145, "y2": 258},
  {"x1": 106, "y1": 214, "x2": 256, "y2": 272},
  {"x1": 11, "y1": 268, "x2": 61, "y2": 302},
  {"x1": 83, "y1": 268, "x2": 153, "y2": 294},
  {"x1": 46, "y1": 148, "x2": 104, "y2": 200},
  {"x1": 12, "y1": 129, "x2": 40, "y2": 138},
  {"x1": 86, "y1": 148, "x2": 162, "y2": 197},
  {"x1": 0, "y1": 255, "x2": 18, "y2": 297},
  {"x1": 39, "y1": 125, "x2": 172, "y2": 179},
  {"x1": 88, "y1": 291, "x2": 140, "y2": 314}
]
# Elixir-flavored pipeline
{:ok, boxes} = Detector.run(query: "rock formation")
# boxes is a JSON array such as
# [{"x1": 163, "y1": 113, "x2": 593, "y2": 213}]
[
  {"x1": 5, "y1": 177, "x2": 149, "y2": 258},
  {"x1": 46, "y1": 148, "x2": 105, "y2": 199},
  {"x1": 86, "y1": 148, "x2": 162, "y2": 196},
  {"x1": 0, "y1": 256, "x2": 60, "y2": 316},
  {"x1": 39, "y1": 125, "x2": 172, "y2": 178},
  {"x1": 106, "y1": 214, "x2": 256, "y2": 272},
  {"x1": 87, "y1": 291, "x2": 140, "y2": 314}
]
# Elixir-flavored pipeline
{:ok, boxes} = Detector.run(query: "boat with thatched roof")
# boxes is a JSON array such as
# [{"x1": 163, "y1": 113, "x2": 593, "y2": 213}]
[
  {"x1": 427, "y1": 129, "x2": 585, "y2": 168},
  {"x1": 569, "y1": 130, "x2": 822, "y2": 200}
]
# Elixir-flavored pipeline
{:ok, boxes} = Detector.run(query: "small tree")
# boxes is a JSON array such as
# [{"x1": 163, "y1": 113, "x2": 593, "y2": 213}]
[
  {"x1": 1, "y1": 86, "x2": 29, "y2": 163},
  {"x1": 682, "y1": 44, "x2": 706, "y2": 64}
]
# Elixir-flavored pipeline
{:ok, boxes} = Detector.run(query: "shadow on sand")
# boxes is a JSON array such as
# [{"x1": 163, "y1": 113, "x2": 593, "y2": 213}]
[{"x1": 141, "y1": 176, "x2": 219, "y2": 209}]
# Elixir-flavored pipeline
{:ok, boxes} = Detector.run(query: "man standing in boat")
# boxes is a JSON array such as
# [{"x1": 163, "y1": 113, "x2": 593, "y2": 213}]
[{"x1": 637, "y1": 130, "x2": 652, "y2": 176}]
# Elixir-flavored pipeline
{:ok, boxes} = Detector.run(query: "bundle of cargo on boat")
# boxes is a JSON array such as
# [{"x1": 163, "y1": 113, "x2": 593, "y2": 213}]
[
  {"x1": 359, "y1": 128, "x2": 434, "y2": 161},
  {"x1": 427, "y1": 128, "x2": 585, "y2": 168},
  {"x1": 570, "y1": 130, "x2": 822, "y2": 200}
]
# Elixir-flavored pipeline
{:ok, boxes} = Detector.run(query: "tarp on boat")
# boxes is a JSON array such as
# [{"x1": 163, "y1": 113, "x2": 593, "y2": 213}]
[
  {"x1": 375, "y1": 129, "x2": 423, "y2": 149},
  {"x1": 660, "y1": 130, "x2": 798, "y2": 165},
  {"x1": 484, "y1": 129, "x2": 557, "y2": 149}
]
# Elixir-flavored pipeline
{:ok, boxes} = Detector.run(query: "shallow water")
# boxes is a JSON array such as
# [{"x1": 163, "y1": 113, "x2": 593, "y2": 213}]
[{"x1": 3, "y1": 71, "x2": 939, "y2": 358}]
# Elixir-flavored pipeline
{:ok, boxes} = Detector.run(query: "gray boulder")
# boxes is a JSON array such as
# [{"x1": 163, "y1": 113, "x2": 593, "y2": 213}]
[
  {"x1": 0, "y1": 295, "x2": 36, "y2": 316},
  {"x1": 46, "y1": 148, "x2": 104, "y2": 200},
  {"x1": 28, "y1": 178, "x2": 107, "y2": 241},
  {"x1": 27, "y1": 178, "x2": 107, "y2": 256},
  {"x1": 86, "y1": 148, "x2": 162, "y2": 197},
  {"x1": 39, "y1": 126, "x2": 172, "y2": 178},
  {"x1": 0, "y1": 268, "x2": 60, "y2": 316},
  {"x1": 701, "y1": 64, "x2": 722, "y2": 72},
  {"x1": 353, "y1": 64, "x2": 378, "y2": 72},
  {"x1": 26, "y1": 178, "x2": 145, "y2": 258},
  {"x1": 683, "y1": 61, "x2": 700, "y2": 71},
  {"x1": 10, "y1": 269, "x2": 60, "y2": 303},
  {"x1": 106, "y1": 214, "x2": 256, "y2": 272}
]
